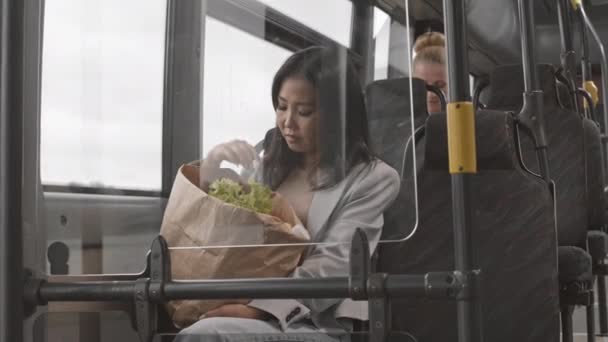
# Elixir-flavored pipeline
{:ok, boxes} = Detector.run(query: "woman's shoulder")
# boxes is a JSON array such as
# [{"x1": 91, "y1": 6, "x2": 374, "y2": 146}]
[
  {"x1": 370, "y1": 159, "x2": 401, "y2": 181},
  {"x1": 352, "y1": 159, "x2": 400, "y2": 184},
  {"x1": 347, "y1": 159, "x2": 401, "y2": 196}
]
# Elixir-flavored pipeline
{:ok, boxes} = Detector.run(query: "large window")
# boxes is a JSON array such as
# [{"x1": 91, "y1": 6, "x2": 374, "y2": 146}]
[
  {"x1": 40, "y1": 0, "x2": 167, "y2": 191},
  {"x1": 202, "y1": 17, "x2": 292, "y2": 160},
  {"x1": 374, "y1": 8, "x2": 391, "y2": 80}
]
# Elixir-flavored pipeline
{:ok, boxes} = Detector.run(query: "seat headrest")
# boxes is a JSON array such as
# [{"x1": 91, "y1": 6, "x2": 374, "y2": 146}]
[
  {"x1": 483, "y1": 64, "x2": 559, "y2": 111},
  {"x1": 365, "y1": 77, "x2": 428, "y2": 125},
  {"x1": 425, "y1": 110, "x2": 517, "y2": 170}
]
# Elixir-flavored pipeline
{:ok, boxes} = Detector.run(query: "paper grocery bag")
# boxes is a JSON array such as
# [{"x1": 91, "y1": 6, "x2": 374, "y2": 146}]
[{"x1": 160, "y1": 164, "x2": 310, "y2": 328}]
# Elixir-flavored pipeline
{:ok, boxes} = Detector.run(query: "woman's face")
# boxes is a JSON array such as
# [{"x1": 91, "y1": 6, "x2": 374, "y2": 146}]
[
  {"x1": 413, "y1": 61, "x2": 447, "y2": 113},
  {"x1": 276, "y1": 76, "x2": 319, "y2": 155}
]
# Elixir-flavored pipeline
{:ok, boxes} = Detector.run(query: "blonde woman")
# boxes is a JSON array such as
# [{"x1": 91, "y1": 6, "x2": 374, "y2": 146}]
[{"x1": 412, "y1": 32, "x2": 447, "y2": 113}]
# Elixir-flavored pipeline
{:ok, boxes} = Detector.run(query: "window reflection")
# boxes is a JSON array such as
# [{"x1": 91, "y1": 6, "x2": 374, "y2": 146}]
[{"x1": 202, "y1": 17, "x2": 291, "y2": 160}]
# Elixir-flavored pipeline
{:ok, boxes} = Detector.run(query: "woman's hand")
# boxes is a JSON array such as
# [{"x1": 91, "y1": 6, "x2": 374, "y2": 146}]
[
  {"x1": 202, "y1": 140, "x2": 258, "y2": 169},
  {"x1": 204, "y1": 304, "x2": 270, "y2": 320}
]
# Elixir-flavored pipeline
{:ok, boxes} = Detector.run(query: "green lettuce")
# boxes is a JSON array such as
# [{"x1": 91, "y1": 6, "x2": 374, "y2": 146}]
[{"x1": 208, "y1": 178, "x2": 273, "y2": 215}]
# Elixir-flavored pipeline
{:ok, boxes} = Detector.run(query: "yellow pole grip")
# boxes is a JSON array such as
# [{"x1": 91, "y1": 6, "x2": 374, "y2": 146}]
[
  {"x1": 447, "y1": 102, "x2": 477, "y2": 174},
  {"x1": 584, "y1": 81, "x2": 599, "y2": 108},
  {"x1": 571, "y1": 0, "x2": 581, "y2": 9}
]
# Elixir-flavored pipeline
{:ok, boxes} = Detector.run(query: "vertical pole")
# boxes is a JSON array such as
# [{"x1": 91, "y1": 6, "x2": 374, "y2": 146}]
[
  {"x1": 578, "y1": 8, "x2": 595, "y2": 120},
  {"x1": 562, "y1": 307, "x2": 575, "y2": 342},
  {"x1": 350, "y1": 0, "x2": 374, "y2": 85},
  {"x1": 557, "y1": 0, "x2": 578, "y2": 79},
  {"x1": 586, "y1": 290, "x2": 596, "y2": 342},
  {"x1": 0, "y1": 1, "x2": 25, "y2": 342},
  {"x1": 599, "y1": 276, "x2": 608, "y2": 334},
  {"x1": 579, "y1": 10, "x2": 591, "y2": 87},
  {"x1": 442, "y1": 1, "x2": 482, "y2": 341},
  {"x1": 518, "y1": 0, "x2": 551, "y2": 182},
  {"x1": 161, "y1": 0, "x2": 206, "y2": 197},
  {"x1": 520, "y1": 1, "x2": 540, "y2": 92},
  {"x1": 557, "y1": 0, "x2": 583, "y2": 115},
  {"x1": 21, "y1": 0, "x2": 48, "y2": 341}
]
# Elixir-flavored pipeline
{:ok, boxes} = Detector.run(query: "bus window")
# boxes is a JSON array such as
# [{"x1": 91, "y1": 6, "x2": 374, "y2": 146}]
[
  {"x1": 374, "y1": 7, "x2": 390, "y2": 80},
  {"x1": 257, "y1": 0, "x2": 352, "y2": 47},
  {"x1": 40, "y1": 0, "x2": 167, "y2": 280},
  {"x1": 202, "y1": 17, "x2": 291, "y2": 161},
  {"x1": 40, "y1": 0, "x2": 166, "y2": 192}
]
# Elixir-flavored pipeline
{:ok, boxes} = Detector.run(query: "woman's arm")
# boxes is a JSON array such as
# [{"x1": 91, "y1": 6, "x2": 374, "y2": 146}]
[{"x1": 248, "y1": 162, "x2": 401, "y2": 329}]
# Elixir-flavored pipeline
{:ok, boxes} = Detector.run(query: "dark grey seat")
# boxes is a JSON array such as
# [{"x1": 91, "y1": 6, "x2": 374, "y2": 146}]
[
  {"x1": 483, "y1": 64, "x2": 596, "y2": 340},
  {"x1": 581, "y1": 117, "x2": 608, "y2": 269},
  {"x1": 366, "y1": 78, "x2": 560, "y2": 341},
  {"x1": 365, "y1": 77, "x2": 428, "y2": 174},
  {"x1": 365, "y1": 78, "x2": 428, "y2": 241},
  {"x1": 484, "y1": 64, "x2": 588, "y2": 248}
]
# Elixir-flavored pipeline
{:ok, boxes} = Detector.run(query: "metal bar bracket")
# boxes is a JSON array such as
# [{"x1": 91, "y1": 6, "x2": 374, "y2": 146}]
[
  {"x1": 23, "y1": 268, "x2": 45, "y2": 319},
  {"x1": 134, "y1": 279, "x2": 156, "y2": 342},
  {"x1": 349, "y1": 228, "x2": 370, "y2": 301},
  {"x1": 133, "y1": 236, "x2": 171, "y2": 342},
  {"x1": 425, "y1": 271, "x2": 467, "y2": 300},
  {"x1": 349, "y1": 228, "x2": 390, "y2": 342},
  {"x1": 368, "y1": 273, "x2": 390, "y2": 342}
]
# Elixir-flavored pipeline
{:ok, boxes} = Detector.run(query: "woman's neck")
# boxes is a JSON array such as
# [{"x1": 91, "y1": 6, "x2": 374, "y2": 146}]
[{"x1": 302, "y1": 153, "x2": 319, "y2": 173}]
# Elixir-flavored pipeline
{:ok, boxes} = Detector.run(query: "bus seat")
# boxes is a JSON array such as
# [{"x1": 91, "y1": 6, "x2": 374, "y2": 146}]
[
  {"x1": 483, "y1": 64, "x2": 597, "y2": 340},
  {"x1": 582, "y1": 119, "x2": 606, "y2": 231},
  {"x1": 484, "y1": 64, "x2": 594, "y2": 241},
  {"x1": 581, "y1": 93, "x2": 608, "y2": 335},
  {"x1": 484, "y1": 64, "x2": 588, "y2": 247},
  {"x1": 365, "y1": 77, "x2": 427, "y2": 245},
  {"x1": 559, "y1": 246, "x2": 593, "y2": 284},
  {"x1": 365, "y1": 77, "x2": 427, "y2": 175},
  {"x1": 365, "y1": 77, "x2": 560, "y2": 341}
]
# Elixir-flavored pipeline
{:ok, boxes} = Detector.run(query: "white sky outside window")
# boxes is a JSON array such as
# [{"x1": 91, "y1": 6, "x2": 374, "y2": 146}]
[
  {"x1": 202, "y1": 17, "x2": 291, "y2": 159},
  {"x1": 40, "y1": 0, "x2": 166, "y2": 190},
  {"x1": 374, "y1": 8, "x2": 391, "y2": 80},
  {"x1": 40, "y1": 1, "x2": 392, "y2": 191}
]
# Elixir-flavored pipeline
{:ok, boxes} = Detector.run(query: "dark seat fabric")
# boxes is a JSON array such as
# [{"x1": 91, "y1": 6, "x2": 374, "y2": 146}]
[
  {"x1": 365, "y1": 76, "x2": 560, "y2": 341},
  {"x1": 588, "y1": 230, "x2": 608, "y2": 261},
  {"x1": 599, "y1": 104, "x2": 606, "y2": 133},
  {"x1": 366, "y1": 78, "x2": 428, "y2": 240},
  {"x1": 581, "y1": 117, "x2": 608, "y2": 273},
  {"x1": 558, "y1": 246, "x2": 593, "y2": 284},
  {"x1": 484, "y1": 64, "x2": 588, "y2": 249},
  {"x1": 366, "y1": 77, "x2": 427, "y2": 174},
  {"x1": 582, "y1": 118, "x2": 606, "y2": 232}
]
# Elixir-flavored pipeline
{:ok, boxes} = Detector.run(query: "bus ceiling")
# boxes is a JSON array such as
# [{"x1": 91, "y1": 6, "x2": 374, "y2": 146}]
[{"x1": 374, "y1": 0, "x2": 608, "y2": 77}]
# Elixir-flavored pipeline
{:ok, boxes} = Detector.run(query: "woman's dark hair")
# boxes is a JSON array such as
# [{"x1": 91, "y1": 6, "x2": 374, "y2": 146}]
[{"x1": 263, "y1": 45, "x2": 374, "y2": 190}]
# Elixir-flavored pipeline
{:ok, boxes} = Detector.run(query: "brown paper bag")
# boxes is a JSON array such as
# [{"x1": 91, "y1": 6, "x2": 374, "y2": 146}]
[{"x1": 160, "y1": 164, "x2": 310, "y2": 328}]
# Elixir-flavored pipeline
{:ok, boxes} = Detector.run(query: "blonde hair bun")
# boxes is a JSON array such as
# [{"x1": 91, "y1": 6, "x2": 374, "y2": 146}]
[{"x1": 413, "y1": 32, "x2": 445, "y2": 53}]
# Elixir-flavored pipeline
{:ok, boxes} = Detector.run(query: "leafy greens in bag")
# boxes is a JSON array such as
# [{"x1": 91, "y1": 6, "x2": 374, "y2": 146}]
[{"x1": 208, "y1": 178, "x2": 273, "y2": 215}]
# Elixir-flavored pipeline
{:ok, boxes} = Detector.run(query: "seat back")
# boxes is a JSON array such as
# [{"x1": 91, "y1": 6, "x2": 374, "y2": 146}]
[
  {"x1": 366, "y1": 77, "x2": 427, "y2": 240},
  {"x1": 583, "y1": 118, "x2": 606, "y2": 231},
  {"x1": 366, "y1": 78, "x2": 560, "y2": 341},
  {"x1": 366, "y1": 78, "x2": 427, "y2": 172},
  {"x1": 484, "y1": 64, "x2": 589, "y2": 248}
]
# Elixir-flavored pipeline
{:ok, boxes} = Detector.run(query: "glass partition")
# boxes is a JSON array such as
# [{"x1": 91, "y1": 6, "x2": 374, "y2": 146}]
[
  {"x1": 39, "y1": 0, "x2": 423, "y2": 278},
  {"x1": 32, "y1": 0, "x2": 428, "y2": 340}
]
